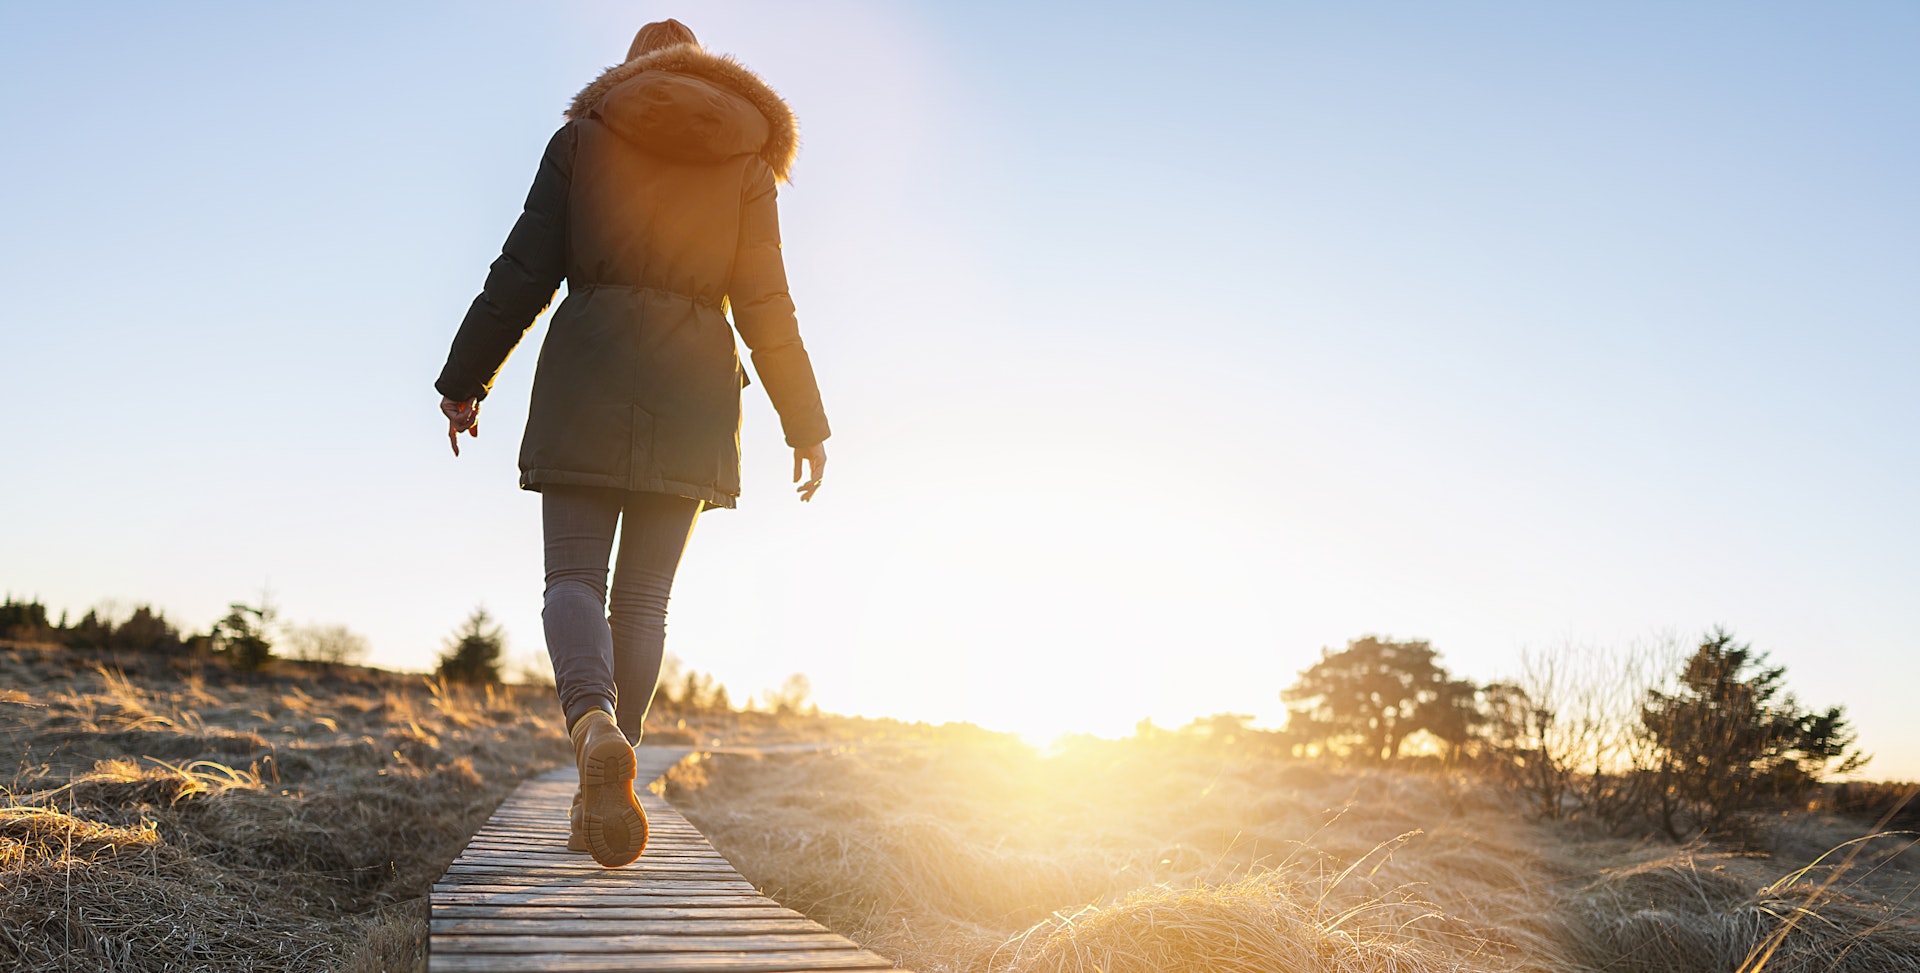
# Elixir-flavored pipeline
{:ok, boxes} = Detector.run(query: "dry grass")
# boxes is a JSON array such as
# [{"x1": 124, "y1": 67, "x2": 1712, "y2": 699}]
[
  {"x1": 7, "y1": 642, "x2": 1914, "y2": 972},
  {"x1": 665, "y1": 734, "x2": 1920, "y2": 973},
  {"x1": 0, "y1": 643, "x2": 572, "y2": 972},
  {"x1": 0, "y1": 641, "x2": 952, "y2": 972}
]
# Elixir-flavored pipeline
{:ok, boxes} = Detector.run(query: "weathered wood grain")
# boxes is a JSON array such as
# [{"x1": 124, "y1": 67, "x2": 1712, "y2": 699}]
[
  {"x1": 434, "y1": 932, "x2": 859, "y2": 953},
  {"x1": 431, "y1": 917, "x2": 817, "y2": 936},
  {"x1": 430, "y1": 951, "x2": 894, "y2": 972},
  {"x1": 429, "y1": 745, "x2": 906, "y2": 972},
  {"x1": 434, "y1": 892, "x2": 774, "y2": 908}
]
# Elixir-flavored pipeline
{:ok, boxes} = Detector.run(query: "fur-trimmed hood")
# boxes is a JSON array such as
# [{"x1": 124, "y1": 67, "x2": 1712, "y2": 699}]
[{"x1": 566, "y1": 44, "x2": 798, "y2": 182}]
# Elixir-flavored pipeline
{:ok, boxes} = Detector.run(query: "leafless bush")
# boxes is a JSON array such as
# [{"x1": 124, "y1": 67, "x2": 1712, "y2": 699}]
[
  {"x1": 283, "y1": 623, "x2": 370, "y2": 665},
  {"x1": 1484, "y1": 634, "x2": 1683, "y2": 826}
]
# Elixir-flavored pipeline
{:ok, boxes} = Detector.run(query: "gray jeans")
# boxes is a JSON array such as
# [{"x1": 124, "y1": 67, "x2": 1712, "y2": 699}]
[{"x1": 542, "y1": 486, "x2": 701, "y2": 739}]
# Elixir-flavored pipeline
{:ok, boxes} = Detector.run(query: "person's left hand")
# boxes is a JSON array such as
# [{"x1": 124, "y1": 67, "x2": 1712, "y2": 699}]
[
  {"x1": 441, "y1": 397, "x2": 480, "y2": 456},
  {"x1": 793, "y1": 441, "x2": 827, "y2": 502}
]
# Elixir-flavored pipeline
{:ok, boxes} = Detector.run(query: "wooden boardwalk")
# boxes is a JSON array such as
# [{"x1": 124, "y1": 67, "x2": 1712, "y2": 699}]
[{"x1": 429, "y1": 746, "x2": 904, "y2": 972}]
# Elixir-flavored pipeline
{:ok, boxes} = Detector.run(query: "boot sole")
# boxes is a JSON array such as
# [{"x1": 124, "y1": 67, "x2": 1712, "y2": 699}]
[{"x1": 578, "y1": 737, "x2": 647, "y2": 867}]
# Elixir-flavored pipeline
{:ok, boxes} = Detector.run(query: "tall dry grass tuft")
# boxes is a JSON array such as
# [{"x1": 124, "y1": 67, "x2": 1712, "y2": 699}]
[
  {"x1": 1560, "y1": 842, "x2": 1920, "y2": 972},
  {"x1": 0, "y1": 804, "x2": 162, "y2": 868},
  {"x1": 1000, "y1": 874, "x2": 1458, "y2": 973},
  {"x1": 994, "y1": 836, "x2": 1499, "y2": 973}
]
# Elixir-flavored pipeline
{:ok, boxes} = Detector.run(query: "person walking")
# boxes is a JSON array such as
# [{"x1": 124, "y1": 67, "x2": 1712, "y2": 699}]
[{"x1": 433, "y1": 18, "x2": 829, "y2": 868}]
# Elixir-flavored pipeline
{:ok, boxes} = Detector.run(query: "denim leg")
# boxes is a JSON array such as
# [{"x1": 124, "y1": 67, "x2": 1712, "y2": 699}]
[
  {"x1": 609, "y1": 492, "x2": 702, "y2": 741},
  {"x1": 541, "y1": 485, "x2": 623, "y2": 729}
]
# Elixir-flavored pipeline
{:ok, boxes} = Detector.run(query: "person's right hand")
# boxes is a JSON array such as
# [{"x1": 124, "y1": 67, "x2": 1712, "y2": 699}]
[
  {"x1": 793, "y1": 442, "x2": 827, "y2": 501},
  {"x1": 441, "y1": 397, "x2": 480, "y2": 456}
]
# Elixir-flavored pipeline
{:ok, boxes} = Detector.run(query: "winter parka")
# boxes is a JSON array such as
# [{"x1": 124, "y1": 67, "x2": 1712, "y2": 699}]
[{"x1": 434, "y1": 44, "x2": 829, "y2": 510}]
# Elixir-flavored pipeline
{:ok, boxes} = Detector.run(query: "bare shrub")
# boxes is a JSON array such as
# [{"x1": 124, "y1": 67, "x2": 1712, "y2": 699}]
[
  {"x1": 505, "y1": 649, "x2": 555, "y2": 687},
  {"x1": 1483, "y1": 635, "x2": 1681, "y2": 827},
  {"x1": 759, "y1": 673, "x2": 813, "y2": 715},
  {"x1": 284, "y1": 622, "x2": 370, "y2": 665},
  {"x1": 653, "y1": 652, "x2": 735, "y2": 716}
]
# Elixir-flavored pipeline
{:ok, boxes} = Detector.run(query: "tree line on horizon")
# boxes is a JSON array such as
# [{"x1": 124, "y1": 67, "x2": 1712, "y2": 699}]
[
  {"x1": 0, "y1": 595, "x2": 811, "y2": 718},
  {"x1": 2, "y1": 594, "x2": 494, "y2": 683},
  {"x1": 1272, "y1": 630, "x2": 1885, "y2": 839}
]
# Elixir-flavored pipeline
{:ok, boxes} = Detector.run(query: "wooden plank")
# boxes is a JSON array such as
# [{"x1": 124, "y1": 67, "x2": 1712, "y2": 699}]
[
  {"x1": 431, "y1": 917, "x2": 817, "y2": 936},
  {"x1": 461, "y1": 834, "x2": 719, "y2": 848},
  {"x1": 435, "y1": 883, "x2": 756, "y2": 895},
  {"x1": 464, "y1": 835, "x2": 711, "y2": 848},
  {"x1": 466, "y1": 837, "x2": 712, "y2": 848},
  {"x1": 433, "y1": 878, "x2": 754, "y2": 889},
  {"x1": 477, "y1": 825, "x2": 706, "y2": 839},
  {"x1": 441, "y1": 874, "x2": 751, "y2": 887},
  {"x1": 448, "y1": 850, "x2": 732, "y2": 863},
  {"x1": 452, "y1": 832, "x2": 710, "y2": 848},
  {"x1": 445, "y1": 859, "x2": 742, "y2": 874},
  {"x1": 466, "y1": 821, "x2": 702, "y2": 832},
  {"x1": 482, "y1": 810, "x2": 695, "y2": 821},
  {"x1": 438, "y1": 879, "x2": 746, "y2": 895},
  {"x1": 434, "y1": 893, "x2": 774, "y2": 908},
  {"x1": 462, "y1": 844, "x2": 717, "y2": 856},
  {"x1": 434, "y1": 932, "x2": 858, "y2": 953},
  {"x1": 458, "y1": 849, "x2": 724, "y2": 862},
  {"x1": 475, "y1": 824, "x2": 696, "y2": 832},
  {"x1": 443, "y1": 861, "x2": 737, "y2": 874},
  {"x1": 440, "y1": 874, "x2": 751, "y2": 887},
  {"x1": 471, "y1": 826, "x2": 706, "y2": 838},
  {"x1": 440, "y1": 866, "x2": 745, "y2": 880},
  {"x1": 455, "y1": 848, "x2": 725, "y2": 863},
  {"x1": 443, "y1": 867, "x2": 741, "y2": 882},
  {"x1": 460, "y1": 840, "x2": 721, "y2": 855},
  {"x1": 430, "y1": 951, "x2": 894, "y2": 972},
  {"x1": 437, "y1": 866, "x2": 746, "y2": 879},
  {"x1": 434, "y1": 906, "x2": 802, "y2": 922}
]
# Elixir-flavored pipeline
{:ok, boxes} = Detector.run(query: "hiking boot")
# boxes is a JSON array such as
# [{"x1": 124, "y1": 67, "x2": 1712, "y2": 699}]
[
  {"x1": 569, "y1": 709, "x2": 648, "y2": 867},
  {"x1": 567, "y1": 790, "x2": 589, "y2": 853}
]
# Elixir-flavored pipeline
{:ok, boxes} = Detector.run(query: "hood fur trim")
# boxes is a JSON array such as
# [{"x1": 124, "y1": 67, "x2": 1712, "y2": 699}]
[{"x1": 566, "y1": 44, "x2": 798, "y2": 182}]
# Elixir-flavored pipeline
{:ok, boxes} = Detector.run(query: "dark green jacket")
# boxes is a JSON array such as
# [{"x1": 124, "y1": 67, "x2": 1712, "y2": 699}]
[{"x1": 435, "y1": 45, "x2": 829, "y2": 509}]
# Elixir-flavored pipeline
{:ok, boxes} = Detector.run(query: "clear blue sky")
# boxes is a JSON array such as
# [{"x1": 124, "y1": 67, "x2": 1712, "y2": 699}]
[{"x1": 3, "y1": 2, "x2": 1916, "y2": 775}]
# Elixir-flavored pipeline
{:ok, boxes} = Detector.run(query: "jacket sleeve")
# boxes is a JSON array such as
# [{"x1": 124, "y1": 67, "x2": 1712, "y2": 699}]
[
  {"x1": 728, "y1": 164, "x2": 830, "y2": 448},
  {"x1": 434, "y1": 124, "x2": 576, "y2": 402}
]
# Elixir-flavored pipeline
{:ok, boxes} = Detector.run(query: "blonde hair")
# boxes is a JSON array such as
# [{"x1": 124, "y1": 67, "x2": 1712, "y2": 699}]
[{"x1": 627, "y1": 19, "x2": 698, "y2": 61}]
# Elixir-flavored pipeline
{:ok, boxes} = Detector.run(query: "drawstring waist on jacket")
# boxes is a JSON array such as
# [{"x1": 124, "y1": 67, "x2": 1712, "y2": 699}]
[{"x1": 569, "y1": 281, "x2": 724, "y2": 311}]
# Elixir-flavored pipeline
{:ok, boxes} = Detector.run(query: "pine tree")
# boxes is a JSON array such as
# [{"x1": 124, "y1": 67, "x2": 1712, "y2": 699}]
[
  {"x1": 437, "y1": 608, "x2": 505, "y2": 684},
  {"x1": 1642, "y1": 628, "x2": 1865, "y2": 837}
]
